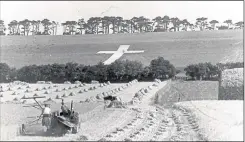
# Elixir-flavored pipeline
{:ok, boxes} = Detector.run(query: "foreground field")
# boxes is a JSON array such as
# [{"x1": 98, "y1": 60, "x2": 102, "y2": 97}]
[
  {"x1": 174, "y1": 100, "x2": 243, "y2": 141},
  {"x1": 0, "y1": 80, "x2": 243, "y2": 141},
  {"x1": 1, "y1": 30, "x2": 243, "y2": 68}
]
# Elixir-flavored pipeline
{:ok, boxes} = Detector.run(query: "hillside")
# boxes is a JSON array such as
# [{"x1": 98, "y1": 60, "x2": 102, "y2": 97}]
[{"x1": 0, "y1": 30, "x2": 243, "y2": 68}]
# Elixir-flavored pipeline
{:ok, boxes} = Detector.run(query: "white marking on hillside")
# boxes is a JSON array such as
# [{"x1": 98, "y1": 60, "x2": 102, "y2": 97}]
[{"x1": 97, "y1": 45, "x2": 144, "y2": 65}]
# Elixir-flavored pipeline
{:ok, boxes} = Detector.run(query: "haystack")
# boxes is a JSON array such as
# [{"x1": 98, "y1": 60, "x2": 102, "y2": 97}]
[
  {"x1": 79, "y1": 84, "x2": 84, "y2": 87},
  {"x1": 21, "y1": 95, "x2": 27, "y2": 99},
  {"x1": 56, "y1": 95, "x2": 61, "y2": 99},
  {"x1": 96, "y1": 94, "x2": 103, "y2": 100},
  {"x1": 44, "y1": 98, "x2": 56, "y2": 103},
  {"x1": 83, "y1": 83, "x2": 86, "y2": 86},
  {"x1": 17, "y1": 87, "x2": 22, "y2": 90},
  {"x1": 25, "y1": 89, "x2": 30, "y2": 93},
  {"x1": 74, "y1": 85, "x2": 78, "y2": 88},
  {"x1": 42, "y1": 87, "x2": 47, "y2": 90},
  {"x1": 75, "y1": 81, "x2": 82, "y2": 84},
  {"x1": 144, "y1": 88, "x2": 149, "y2": 93},
  {"x1": 55, "y1": 89, "x2": 60, "y2": 92},
  {"x1": 37, "y1": 81, "x2": 45, "y2": 84},
  {"x1": 89, "y1": 87, "x2": 93, "y2": 90},
  {"x1": 26, "y1": 85, "x2": 30, "y2": 88},
  {"x1": 91, "y1": 80, "x2": 99, "y2": 84},
  {"x1": 78, "y1": 90, "x2": 83, "y2": 93},
  {"x1": 84, "y1": 88, "x2": 88, "y2": 92},
  {"x1": 48, "y1": 86, "x2": 52, "y2": 89},
  {"x1": 35, "y1": 88, "x2": 40, "y2": 91},
  {"x1": 69, "y1": 92, "x2": 75, "y2": 96},
  {"x1": 152, "y1": 84, "x2": 158, "y2": 87},
  {"x1": 46, "y1": 81, "x2": 53, "y2": 84},
  {"x1": 85, "y1": 98, "x2": 90, "y2": 102},
  {"x1": 8, "y1": 88, "x2": 12, "y2": 91},
  {"x1": 0, "y1": 94, "x2": 3, "y2": 97},
  {"x1": 148, "y1": 86, "x2": 153, "y2": 90},
  {"x1": 12, "y1": 92, "x2": 16, "y2": 95},
  {"x1": 44, "y1": 91, "x2": 49, "y2": 94},
  {"x1": 33, "y1": 93, "x2": 38, "y2": 97},
  {"x1": 62, "y1": 93, "x2": 67, "y2": 98},
  {"x1": 93, "y1": 86, "x2": 97, "y2": 89},
  {"x1": 68, "y1": 86, "x2": 72, "y2": 89},
  {"x1": 63, "y1": 88, "x2": 67, "y2": 91},
  {"x1": 64, "y1": 81, "x2": 71, "y2": 84},
  {"x1": 13, "y1": 97, "x2": 19, "y2": 101},
  {"x1": 53, "y1": 85, "x2": 58, "y2": 87},
  {"x1": 22, "y1": 100, "x2": 27, "y2": 104}
]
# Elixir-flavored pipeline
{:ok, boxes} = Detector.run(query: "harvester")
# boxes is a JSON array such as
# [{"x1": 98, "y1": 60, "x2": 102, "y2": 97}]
[{"x1": 19, "y1": 96, "x2": 80, "y2": 136}]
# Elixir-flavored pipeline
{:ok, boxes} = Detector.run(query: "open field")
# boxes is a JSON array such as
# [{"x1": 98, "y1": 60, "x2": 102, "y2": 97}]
[
  {"x1": 1, "y1": 30, "x2": 243, "y2": 68},
  {"x1": 154, "y1": 80, "x2": 219, "y2": 106},
  {"x1": 0, "y1": 79, "x2": 243, "y2": 141}
]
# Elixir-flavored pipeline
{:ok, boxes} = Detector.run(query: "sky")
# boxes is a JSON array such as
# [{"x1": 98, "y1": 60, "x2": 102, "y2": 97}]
[{"x1": 1, "y1": 1, "x2": 243, "y2": 25}]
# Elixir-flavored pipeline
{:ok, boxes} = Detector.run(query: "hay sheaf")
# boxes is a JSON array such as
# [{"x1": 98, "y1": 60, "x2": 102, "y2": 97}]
[{"x1": 219, "y1": 68, "x2": 244, "y2": 100}]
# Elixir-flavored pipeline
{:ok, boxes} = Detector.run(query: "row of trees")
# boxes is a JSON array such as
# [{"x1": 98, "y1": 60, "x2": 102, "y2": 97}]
[
  {"x1": 0, "y1": 57, "x2": 176, "y2": 83},
  {"x1": 184, "y1": 62, "x2": 244, "y2": 80},
  {"x1": 0, "y1": 16, "x2": 243, "y2": 36},
  {"x1": 0, "y1": 19, "x2": 58, "y2": 36}
]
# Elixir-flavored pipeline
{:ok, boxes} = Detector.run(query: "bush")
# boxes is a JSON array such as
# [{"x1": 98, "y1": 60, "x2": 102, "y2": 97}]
[
  {"x1": 149, "y1": 57, "x2": 176, "y2": 80},
  {"x1": 184, "y1": 62, "x2": 243, "y2": 81},
  {"x1": 0, "y1": 56, "x2": 176, "y2": 83}
]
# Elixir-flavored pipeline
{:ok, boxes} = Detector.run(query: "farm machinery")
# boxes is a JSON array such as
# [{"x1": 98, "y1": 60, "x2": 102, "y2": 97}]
[{"x1": 19, "y1": 96, "x2": 80, "y2": 136}]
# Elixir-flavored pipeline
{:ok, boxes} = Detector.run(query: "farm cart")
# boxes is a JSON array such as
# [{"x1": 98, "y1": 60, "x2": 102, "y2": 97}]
[{"x1": 19, "y1": 96, "x2": 80, "y2": 136}]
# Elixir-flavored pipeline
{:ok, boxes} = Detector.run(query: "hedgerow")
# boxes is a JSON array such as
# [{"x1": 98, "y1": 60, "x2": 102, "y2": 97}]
[{"x1": 0, "y1": 57, "x2": 176, "y2": 83}]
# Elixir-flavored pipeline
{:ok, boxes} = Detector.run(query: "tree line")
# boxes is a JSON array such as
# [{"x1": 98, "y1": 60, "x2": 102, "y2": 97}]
[
  {"x1": 0, "y1": 57, "x2": 176, "y2": 83},
  {"x1": 0, "y1": 16, "x2": 243, "y2": 36},
  {"x1": 0, "y1": 57, "x2": 243, "y2": 83}
]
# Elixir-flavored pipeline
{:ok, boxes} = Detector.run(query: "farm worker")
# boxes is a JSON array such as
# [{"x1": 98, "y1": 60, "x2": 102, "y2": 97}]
[
  {"x1": 61, "y1": 99, "x2": 70, "y2": 116},
  {"x1": 42, "y1": 104, "x2": 51, "y2": 127}
]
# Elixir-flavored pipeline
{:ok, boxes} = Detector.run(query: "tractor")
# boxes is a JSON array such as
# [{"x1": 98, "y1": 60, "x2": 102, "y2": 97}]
[{"x1": 19, "y1": 96, "x2": 80, "y2": 136}]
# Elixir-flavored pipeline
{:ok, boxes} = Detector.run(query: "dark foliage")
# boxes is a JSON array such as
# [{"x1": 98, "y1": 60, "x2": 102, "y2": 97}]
[{"x1": 0, "y1": 57, "x2": 177, "y2": 83}]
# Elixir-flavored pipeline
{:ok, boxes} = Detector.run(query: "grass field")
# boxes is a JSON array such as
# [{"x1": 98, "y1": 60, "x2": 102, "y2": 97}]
[
  {"x1": 155, "y1": 80, "x2": 219, "y2": 106},
  {"x1": 1, "y1": 30, "x2": 243, "y2": 68}
]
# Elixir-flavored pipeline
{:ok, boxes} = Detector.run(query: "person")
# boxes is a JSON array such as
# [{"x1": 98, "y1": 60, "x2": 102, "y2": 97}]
[
  {"x1": 42, "y1": 104, "x2": 51, "y2": 127},
  {"x1": 61, "y1": 99, "x2": 70, "y2": 116}
]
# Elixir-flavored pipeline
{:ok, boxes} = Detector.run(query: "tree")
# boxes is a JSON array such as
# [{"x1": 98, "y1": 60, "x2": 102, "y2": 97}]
[
  {"x1": 149, "y1": 57, "x2": 176, "y2": 80},
  {"x1": 196, "y1": 17, "x2": 208, "y2": 31},
  {"x1": 170, "y1": 17, "x2": 181, "y2": 32},
  {"x1": 19, "y1": 19, "x2": 31, "y2": 36},
  {"x1": 235, "y1": 21, "x2": 244, "y2": 29},
  {"x1": 62, "y1": 21, "x2": 77, "y2": 35},
  {"x1": 50, "y1": 21, "x2": 58, "y2": 35},
  {"x1": 77, "y1": 18, "x2": 86, "y2": 34},
  {"x1": 224, "y1": 19, "x2": 232, "y2": 29},
  {"x1": 153, "y1": 16, "x2": 163, "y2": 30},
  {"x1": 0, "y1": 63, "x2": 12, "y2": 82},
  {"x1": 8, "y1": 20, "x2": 19, "y2": 35},
  {"x1": 162, "y1": 15, "x2": 170, "y2": 31},
  {"x1": 209, "y1": 20, "x2": 219, "y2": 30},
  {"x1": 181, "y1": 19, "x2": 190, "y2": 31},
  {"x1": 0, "y1": 20, "x2": 6, "y2": 35},
  {"x1": 41, "y1": 19, "x2": 52, "y2": 35}
]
